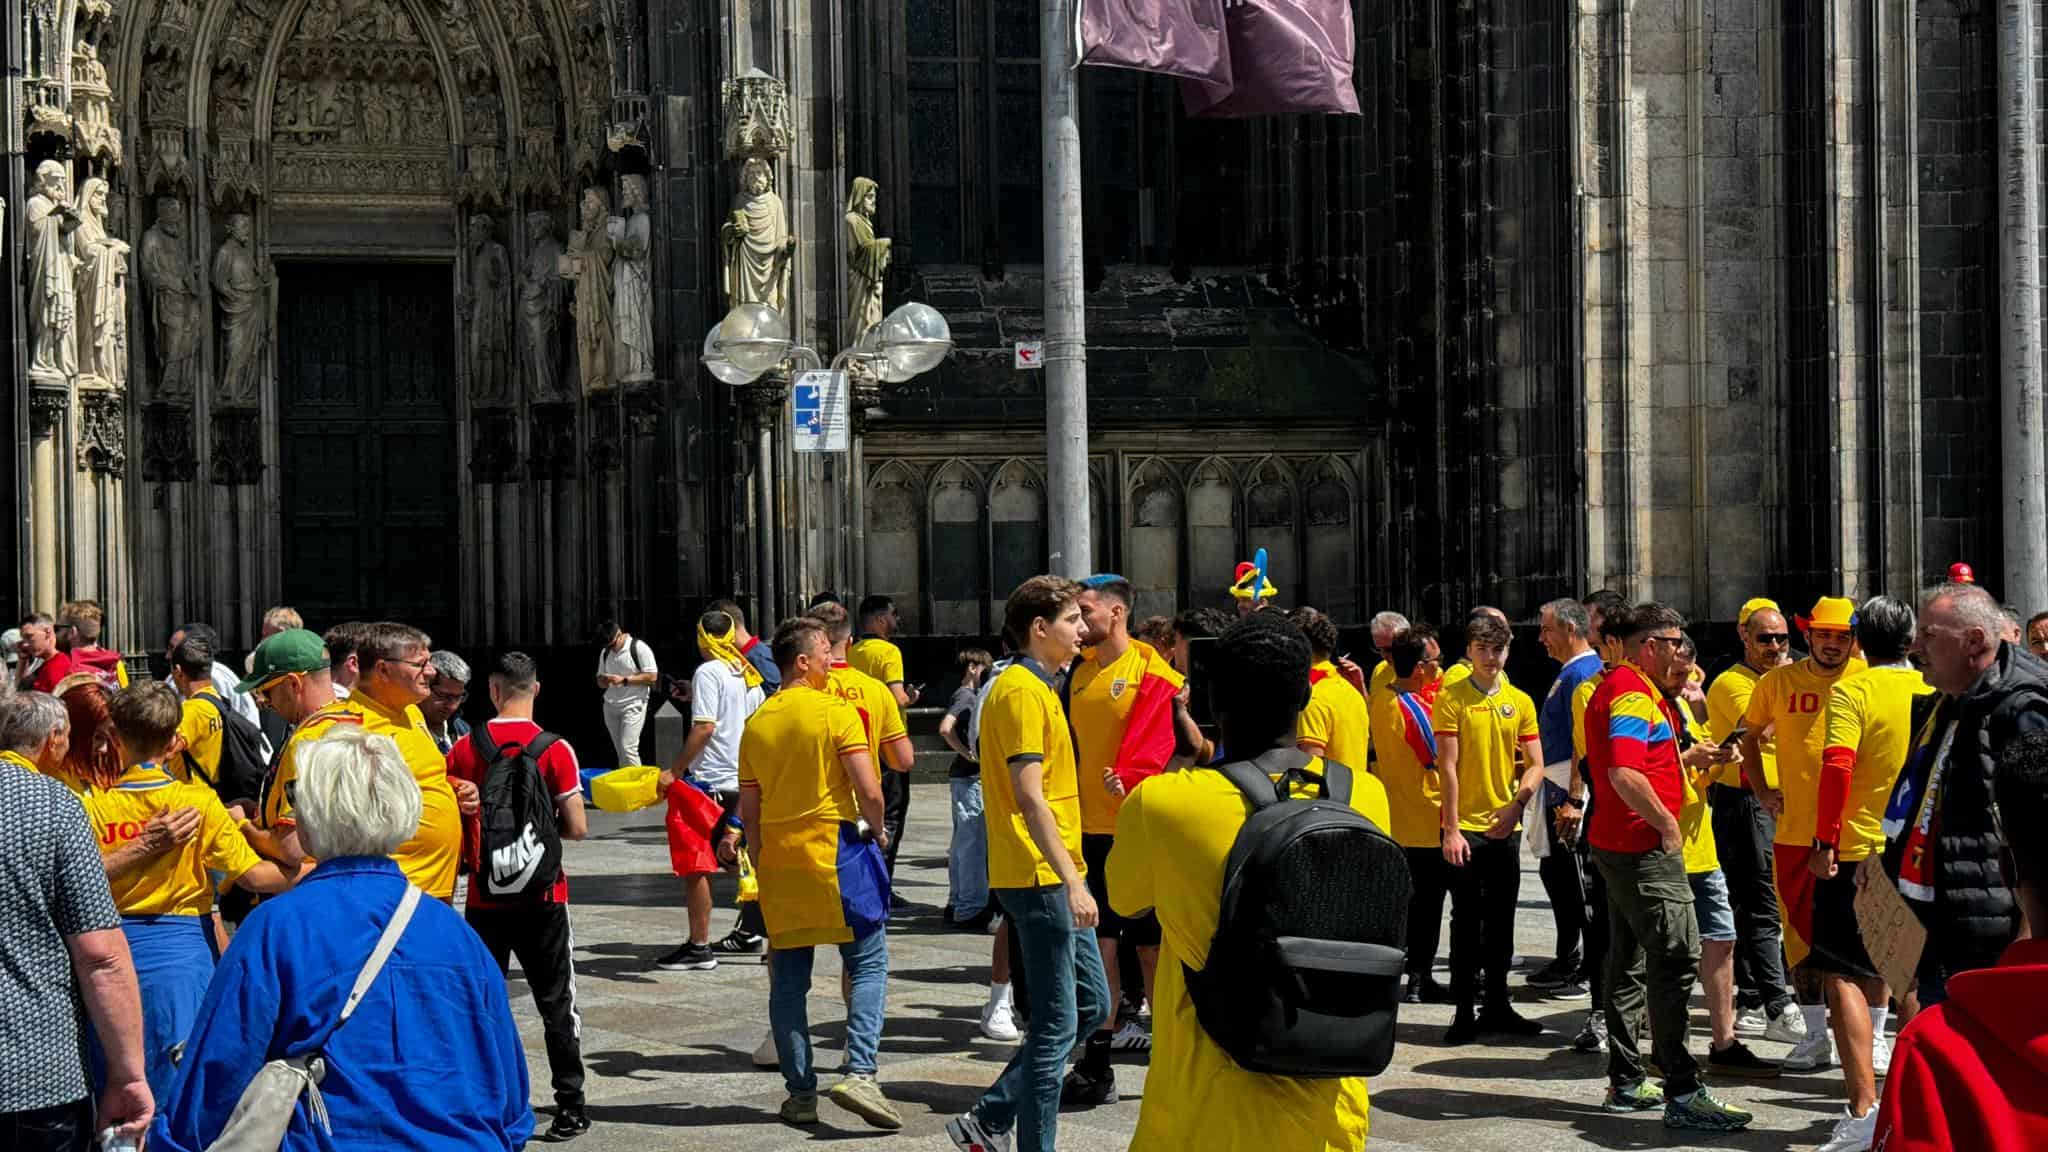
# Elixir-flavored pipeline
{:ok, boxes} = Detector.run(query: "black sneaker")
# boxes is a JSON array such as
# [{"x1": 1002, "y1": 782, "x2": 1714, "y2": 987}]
[
  {"x1": 1409, "y1": 976, "x2": 1453, "y2": 1004},
  {"x1": 1707, "y1": 1039, "x2": 1782, "y2": 1079},
  {"x1": 655, "y1": 943, "x2": 718, "y2": 971},
  {"x1": 1526, "y1": 955, "x2": 1583, "y2": 990},
  {"x1": 1478, "y1": 1005, "x2": 1546, "y2": 1037},
  {"x1": 1058, "y1": 1066, "x2": 1118, "y2": 1109},
  {"x1": 888, "y1": 891, "x2": 910, "y2": 910},
  {"x1": 1445, "y1": 1010, "x2": 1481, "y2": 1046},
  {"x1": 712, "y1": 929, "x2": 765, "y2": 955},
  {"x1": 547, "y1": 1106, "x2": 591, "y2": 1142},
  {"x1": 1404, "y1": 981, "x2": 1424, "y2": 1005}
]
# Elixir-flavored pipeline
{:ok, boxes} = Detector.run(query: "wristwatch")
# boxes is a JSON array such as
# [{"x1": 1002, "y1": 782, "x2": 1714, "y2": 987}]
[
  {"x1": 1560, "y1": 796, "x2": 1585, "y2": 810},
  {"x1": 1812, "y1": 837, "x2": 1836, "y2": 853}
]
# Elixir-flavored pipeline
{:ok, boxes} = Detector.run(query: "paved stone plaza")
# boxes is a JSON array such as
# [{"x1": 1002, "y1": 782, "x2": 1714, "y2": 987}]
[{"x1": 516, "y1": 783, "x2": 1849, "y2": 1150}]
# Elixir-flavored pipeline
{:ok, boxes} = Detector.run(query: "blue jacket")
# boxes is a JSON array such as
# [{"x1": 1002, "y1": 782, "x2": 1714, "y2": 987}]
[
  {"x1": 150, "y1": 856, "x2": 533, "y2": 1152},
  {"x1": 1539, "y1": 650, "x2": 1604, "y2": 774}
]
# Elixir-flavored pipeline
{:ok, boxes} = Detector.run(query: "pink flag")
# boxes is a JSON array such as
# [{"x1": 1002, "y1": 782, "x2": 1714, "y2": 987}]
[
  {"x1": 1078, "y1": 0, "x2": 1232, "y2": 85},
  {"x1": 1182, "y1": 0, "x2": 1361, "y2": 117}
]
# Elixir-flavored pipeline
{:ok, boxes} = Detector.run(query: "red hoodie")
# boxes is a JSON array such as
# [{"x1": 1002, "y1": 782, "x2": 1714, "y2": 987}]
[
  {"x1": 69, "y1": 646, "x2": 127, "y2": 689},
  {"x1": 1871, "y1": 938, "x2": 2048, "y2": 1152}
]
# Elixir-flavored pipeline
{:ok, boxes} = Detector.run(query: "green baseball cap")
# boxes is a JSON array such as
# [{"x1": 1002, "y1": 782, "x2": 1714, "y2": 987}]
[{"x1": 237, "y1": 628, "x2": 331, "y2": 693}]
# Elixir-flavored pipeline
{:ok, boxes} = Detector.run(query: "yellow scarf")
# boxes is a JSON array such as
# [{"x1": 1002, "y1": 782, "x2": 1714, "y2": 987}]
[{"x1": 698, "y1": 620, "x2": 765, "y2": 690}]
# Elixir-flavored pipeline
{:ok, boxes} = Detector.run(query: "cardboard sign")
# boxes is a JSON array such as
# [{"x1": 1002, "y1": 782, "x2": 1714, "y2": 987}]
[{"x1": 1853, "y1": 866, "x2": 1929, "y2": 998}]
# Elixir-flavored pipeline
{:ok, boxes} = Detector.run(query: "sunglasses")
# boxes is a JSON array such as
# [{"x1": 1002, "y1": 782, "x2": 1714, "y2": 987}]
[{"x1": 1753, "y1": 633, "x2": 1790, "y2": 645}]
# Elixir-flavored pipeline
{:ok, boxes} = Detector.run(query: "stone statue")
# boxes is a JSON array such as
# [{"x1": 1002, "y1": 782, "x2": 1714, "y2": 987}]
[
  {"x1": 26, "y1": 160, "x2": 81, "y2": 383},
  {"x1": 75, "y1": 178, "x2": 131, "y2": 389},
  {"x1": 843, "y1": 176, "x2": 892, "y2": 345},
  {"x1": 564, "y1": 187, "x2": 614, "y2": 393},
  {"x1": 520, "y1": 211, "x2": 565, "y2": 401},
  {"x1": 140, "y1": 197, "x2": 199, "y2": 398},
  {"x1": 610, "y1": 175, "x2": 654, "y2": 386},
  {"x1": 464, "y1": 214, "x2": 511, "y2": 402},
  {"x1": 722, "y1": 158, "x2": 793, "y2": 313},
  {"x1": 212, "y1": 213, "x2": 269, "y2": 406}
]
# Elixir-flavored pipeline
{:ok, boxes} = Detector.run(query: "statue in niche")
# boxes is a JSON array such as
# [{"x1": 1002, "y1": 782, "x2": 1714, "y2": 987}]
[
  {"x1": 563, "y1": 188, "x2": 614, "y2": 392},
  {"x1": 720, "y1": 157, "x2": 792, "y2": 313},
  {"x1": 843, "y1": 176, "x2": 891, "y2": 345},
  {"x1": 360, "y1": 81, "x2": 395, "y2": 144},
  {"x1": 610, "y1": 176, "x2": 654, "y2": 386},
  {"x1": 465, "y1": 214, "x2": 511, "y2": 403},
  {"x1": 520, "y1": 211, "x2": 564, "y2": 401},
  {"x1": 302, "y1": 0, "x2": 342, "y2": 38},
  {"x1": 26, "y1": 160, "x2": 81, "y2": 382},
  {"x1": 75, "y1": 178, "x2": 130, "y2": 389},
  {"x1": 212, "y1": 214, "x2": 269, "y2": 406},
  {"x1": 409, "y1": 85, "x2": 443, "y2": 139},
  {"x1": 140, "y1": 197, "x2": 198, "y2": 398}
]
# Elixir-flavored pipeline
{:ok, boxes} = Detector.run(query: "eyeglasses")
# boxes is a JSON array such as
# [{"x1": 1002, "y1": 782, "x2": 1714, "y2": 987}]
[
  {"x1": 1753, "y1": 633, "x2": 1790, "y2": 645},
  {"x1": 1644, "y1": 634, "x2": 1685, "y2": 648},
  {"x1": 380, "y1": 655, "x2": 432, "y2": 673},
  {"x1": 431, "y1": 687, "x2": 468, "y2": 703}
]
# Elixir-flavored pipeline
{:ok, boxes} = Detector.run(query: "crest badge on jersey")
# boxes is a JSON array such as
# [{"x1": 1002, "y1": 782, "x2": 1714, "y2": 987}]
[
  {"x1": 1110, "y1": 677, "x2": 1128, "y2": 700},
  {"x1": 1499, "y1": 703, "x2": 1517, "y2": 719}
]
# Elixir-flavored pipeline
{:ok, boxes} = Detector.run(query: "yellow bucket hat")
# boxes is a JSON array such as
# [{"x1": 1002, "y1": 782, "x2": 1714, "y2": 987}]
[{"x1": 1798, "y1": 596, "x2": 1857, "y2": 632}]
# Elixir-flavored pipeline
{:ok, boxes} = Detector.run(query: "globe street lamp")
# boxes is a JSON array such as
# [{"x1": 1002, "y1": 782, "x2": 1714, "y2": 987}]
[{"x1": 702, "y1": 300, "x2": 953, "y2": 385}]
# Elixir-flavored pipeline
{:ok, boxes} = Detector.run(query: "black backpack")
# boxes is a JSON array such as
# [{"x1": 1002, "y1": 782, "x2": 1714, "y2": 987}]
[
  {"x1": 473, "y1": 724, "x2": 565, "y2": 901},
  {"x1": 1185, "y1": 747, "x2": 1412, "y2": 1078},
  {"x1": 183, "y1": 694, "x2": 271, "y2": 809}
]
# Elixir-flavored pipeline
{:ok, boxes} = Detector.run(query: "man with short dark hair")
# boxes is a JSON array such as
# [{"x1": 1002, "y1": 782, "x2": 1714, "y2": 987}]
[
  {"x1": 1532, "y1": 598, "x2": 1603, "y2": 993},
  {"x1": 594, "y1": 619, "x2": 657, "y2": 769},
  {"x1": 323, "y1": 621, "x2": 367, "y2": 698},
  {"x1": 447, "y1": 651, "x2": 592, "y2": 1143},
  {"x1": 1372, "y1": 624, "x2": 1448, "y2": 1002},
  {"x1": 2028, "y1": 611, "x2": 2048, "y2": 660},
  {"x1": 338, "y1": 622, "x2": 463, "y2": 900},
  {"x1": 850, "y1": 595, "x2": 916, "y2": 906},
  {"x1": 169, "y1": 635, "x2": 227, "y2": 788},
  {"x1": 18, "y1": 614, "x2": 72, "y2": 694}
]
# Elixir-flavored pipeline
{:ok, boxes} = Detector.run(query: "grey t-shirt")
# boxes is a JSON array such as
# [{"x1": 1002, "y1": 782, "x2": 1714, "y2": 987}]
[
  {"x1": 946, "y1": 686, "x2": 979, "y2": 779},
  {"x1": 0, "y1": 763, "x2": 122, "y2": 1111}
]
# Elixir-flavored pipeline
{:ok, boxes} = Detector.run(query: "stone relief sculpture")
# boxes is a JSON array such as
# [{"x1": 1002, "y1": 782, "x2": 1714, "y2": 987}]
[
  {"x1": 465, "y1": 214, "x2": 511, "y2": 402},
  {"x1": 722, "y1": 157, "x2": 794, "y2": 313},
  {"x1": 26, "y1": 160, "x2": 81, "y2": 383},
  {"x1": 212, "y1": 213, "x2": 269, "y2": 406},
  {"x1": 610, "y1": 175, "x2": 653, "y2": 385},
  {"x1": 140, "y1": 197, "x2": 198, "y2": 398},
  {"x1": 843, "y1": 176, "x2": 891, "y2": 345},
  {"x1": 563, "y1": 187, "x2": 614, "y2": 392},
  {"x1": 76, "y1": 178, "x2": 131, "y2": 389},
  {"x1": 520, "y1": 211, "x2": 565, "y2": 401}
]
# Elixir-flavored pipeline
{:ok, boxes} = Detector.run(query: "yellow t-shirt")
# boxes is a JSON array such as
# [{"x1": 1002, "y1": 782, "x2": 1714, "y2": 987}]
[
  {"x1": 1745, "y1": 656, "x2": 1863, "y2": 847},
  {"x1": 1706, "y1": 662, "x2": 1777, "y2": 788},
  {"x1": 1370, "y1": 660, "x2": 1395, "y2": 696},
  {"x1": 847, "y1": 636, "x2": 908, "y2": 729},
  {"x1": 339, "y1": 692, "x2": 462, "y2": 899},
  {"x1": 87, "y1": 764, "x2": 260, "y2": 916},
  {"x1": 173, "y1": 687, "x2": 226, "y2": 785},
  {"x1": 1570, "y1": 671, "x2": 1604, "y2": 766},
  {"x1": 827, "y1": 663, "x2": 909, "y2": 768},
  {"x1": 1298, "y1": 661, "x2": 1372, "y2": 772},
  {"x1": 979, "y1": 661, "x2": 1085, "y2": 889},
  {"x1": 260, "y1": 705, "x2": 357, "y2": 833},
  {"x1": 738, "y1": 684, "x2": 870, "y2": 949},
  {"x1": 1432, "y1": 677, "x2": 1539, "y2": 833},
  {"x1": 1676, "y1": 710, "x2": 1720, "y2": 875},
  {"x1": 1370, "y1": 684, "x2": 1444, "y2": 849},
  {"x1": 1070, "y1": 641, "x2": 1185, "y2": 835},
  {"x1": 1821, "y1": 664, "x2": 1935, "y2": 861},
  {"x1": 1106, "y1": 765, "x2": 1371, "y2": 1152}
]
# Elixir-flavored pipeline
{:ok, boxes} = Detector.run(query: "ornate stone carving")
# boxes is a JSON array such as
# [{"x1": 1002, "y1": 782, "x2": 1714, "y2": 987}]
[
  {"x1": 518, "y1": 70, "x2": 562, "y2": 201},
  {"x1": 586, "y1": 404, "x2": 621, "y2": 473},
  {"x1": 625, "y1": 392, "x2": 660, "y2": 437},
  {"x1": 211, "y1": 68, "x2": 262, "y2": 207},
  {"x1": 521, "y1": 211, "x2": 566, "y2": 401},
  {"x1": 530, "y1": 402, "x2": 578, "y2": 478},
  {"x1": 462, "y1": 143, "x2": 506, "y2": 209},
  {"x1": 463, "y1": 83, "x2": 503, "y2": 139},
  {"x1": 71, "y1": 40, "x2": 123, "y2": 162},
  {"x1": 212, "y1": 214, "x2": 270, "y2": 406},
  {"x1": 723, "y1": 157, "x2": 794, "y2": 313},
  {"x1": 76, "y1": 179, "x2": 131, "y2": 389},
  {"x1": 76, "y1": 389, "x2": 127, "y2": 476},
  {"x1": 722, "y1": 70, "x2": 791, "y2": 161},
  {"x1": 210, "y1": 410, "x2": 264, "y2": 485},
  {"x1": 844, "y1": 177, "x2": 891, "y2": 346},
  {"x1": 611, "y1": 176, "x2": 653, "y2": 386},
  {"x1": 572, "y1": 32, "x2": 610, "y2": 176},
  {"x1": 30, "y1": 388, "x2": 68, "y2": 437},
  {"x1": 465, "y1": 214, "x2": 513, "y2": 403},
  {"x1": 147, "y1": 0, "x2": 196, "y2": 60},
  {"x1": 217, "y1": 0, "x2": 273, "y2": 75},
  {"x1": 608, "y1": 94, "x2": 650, "y2": 156},
  {"x1": 564, "y1": 188, "x2": 614, "y2": 393},
  {"x1": 146, "y1": 129, "x2": 193, "y2": 194},
  {"x1": 141, "y1": 403, "x2": 198, "y2": 481},
  {"x1": 442, "y1": 0, "x2": 490, "y2": 82},
  {"x1": 140, "y1": 197, "x2": 200, "y2": 399},
  {"x1": 144, "y1": 65, "x2": 188, "y2": 126},
  {"x1": 266, "y1": 0, "x2": 451, "y2": 206},
  {"x1": 26, "y1": 160, "x2": 81, "y2": 385},
  {"x1": 470, "y1": 412, "x2": 519, "y2": 481}
]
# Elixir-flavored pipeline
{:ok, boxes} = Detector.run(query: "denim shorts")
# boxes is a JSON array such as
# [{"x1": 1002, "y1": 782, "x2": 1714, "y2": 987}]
[{"x1": 1689, "y1": 868, "x2": 1737, "y2": 943}]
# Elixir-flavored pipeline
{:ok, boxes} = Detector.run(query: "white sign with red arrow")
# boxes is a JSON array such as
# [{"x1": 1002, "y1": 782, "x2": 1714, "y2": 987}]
[{"x1": 1014, "y1": 340, "x2": 1044, "y2": 370}]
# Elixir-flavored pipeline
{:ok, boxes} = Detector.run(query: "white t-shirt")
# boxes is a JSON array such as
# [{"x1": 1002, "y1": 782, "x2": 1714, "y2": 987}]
[
  {"x1": 597, "y1": 636, "x2": 656, "y2": 709},
  {"x1": 688, "y1": 659, "x2": 765, "y2": 791}
]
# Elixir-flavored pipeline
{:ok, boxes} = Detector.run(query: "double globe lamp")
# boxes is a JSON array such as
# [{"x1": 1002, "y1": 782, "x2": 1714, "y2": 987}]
[{"x1": 702, "y1": 300, "x2": 954, "y2": 387}]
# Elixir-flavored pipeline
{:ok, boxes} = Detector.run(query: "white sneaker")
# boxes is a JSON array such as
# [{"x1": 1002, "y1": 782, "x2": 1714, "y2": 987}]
[
  {"x1": 1733, "y1": 1006, "x2": 1770, "y2": 1036},
  {"x1": 1816, "y1": 1106, "x2": 1878, "y2": 1152},
  {"x1": 1109, "y1": 1018, "x2": 1152, "y2": 1051},
  {"x1": 980, "y1": 999, "x2": 1020, "y2": 1043},
  {"x1": 1873, "y1": 1032, "x2": 1892, "y2": 1077},
  {"x1": 1783, "y1": 1028, "x2": 1835, "y2": 1072},
  {"x1": 1763, "y1": 1004, "x2": 1810, "y2": 1045},
  {"x1": 753, "y1": 1031, "x2": 779, "y2": 1068}
]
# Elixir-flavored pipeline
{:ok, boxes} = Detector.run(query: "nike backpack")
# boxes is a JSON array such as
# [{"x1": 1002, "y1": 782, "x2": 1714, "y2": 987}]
[
  {"x1": 184, "y1": 694, "x2": 273, "y2": 809},
  {"x1": 1185, "y1": 748, "x2": 1413, "y2": 1078},
  {"x1": 473, "y1": 725, "x2": 564, "y2": 901}
]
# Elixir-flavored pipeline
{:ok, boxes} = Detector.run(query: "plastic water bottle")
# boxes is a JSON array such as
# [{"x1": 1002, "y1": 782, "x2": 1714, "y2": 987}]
[{"x1": 100, "y1": 1128, "x2": 140, "y2": 1152}]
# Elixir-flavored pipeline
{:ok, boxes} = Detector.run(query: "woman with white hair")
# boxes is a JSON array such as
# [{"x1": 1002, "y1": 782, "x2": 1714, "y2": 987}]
[{"x1": 149, "y1": 727, "x2": 534, "y2": 1152}]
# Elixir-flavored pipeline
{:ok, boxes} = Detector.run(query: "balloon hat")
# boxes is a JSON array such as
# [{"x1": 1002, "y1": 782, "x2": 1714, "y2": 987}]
[{"x1": 1229, "y1": 560, "x2": 1277, "y2": 602}]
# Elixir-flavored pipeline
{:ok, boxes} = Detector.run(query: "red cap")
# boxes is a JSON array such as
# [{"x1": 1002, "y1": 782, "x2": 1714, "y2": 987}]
[{"x1": 1949, "y1": 562, "x2": 1976, "y2": 584}]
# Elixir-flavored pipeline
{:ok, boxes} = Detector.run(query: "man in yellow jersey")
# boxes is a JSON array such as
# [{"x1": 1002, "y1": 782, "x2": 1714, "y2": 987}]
[
  {"x1": 1292, "y1": 607, "x2": 1375, "y2": 773},
  {"x1": 336, "y1": 622, "x2": 464, "y2": 901},
  {"x1": 1102, "y1": 611, "x2": 1373, "y2": 1152},
  {"x1": 946, "y1": 576, "x2": 1107, "y2": 1152},
  {"x1": 1371, "y1": 624, "x2": 1450, "y2": 1002},
  {"x1": 239, "y1": 628, "x2": 354, "y2": 872},
  {"x1": 739, "y1": 617, "x2": 902, "y2": 1131},
  {"x1": 1708, "y1": 599, "x2": 1801, "y2": 1041},
  {"x1": 810, "y1": 602, "x2": 916, "y2": 802},
  {"x1": 95, "y1": 683, "x2": 292, "y2": 1102},
  {"x1": 1434, "y1": 612, "x2": 1545, "y2": 1042},
  {"x1": 1366, "y1": 610, "x2": 1412, "y2": 706},
  {"x1": 850, "y1": 595, "x2": 919, "y2": 886},
  {"x1": 1440, "y1": 606, "x2": 1513, "y2": 693},
  {"x1": 1063, "y1": 576, "x2": 1191, "y2": 1102},
  {"x1": 167, "y1": 634, "x2": 227, "y2": 783},
  {"x1": 1743, "y1": 595, "x2": 1866, "y2": 1072},
  {"x1": 1808, "y1": 597, "x2": 1932, "y2": 1152}
]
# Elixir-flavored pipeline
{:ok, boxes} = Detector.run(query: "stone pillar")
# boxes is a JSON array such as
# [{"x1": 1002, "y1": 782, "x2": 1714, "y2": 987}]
[
  {"x1": 744, "y1": 377, "x2": 785, "y2": 622},
  {"x1": 28, "y1": 389, "x2": 67, "y2": 610}
]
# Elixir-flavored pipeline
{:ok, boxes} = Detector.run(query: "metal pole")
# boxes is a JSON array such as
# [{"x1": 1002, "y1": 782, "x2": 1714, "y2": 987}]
[
  {"x1": 1998, "y1": 0, "x2": 2047, "y2": 608},
  {"x1": 1042, "y1": 0, "x2": 1091, "y2": 579}
]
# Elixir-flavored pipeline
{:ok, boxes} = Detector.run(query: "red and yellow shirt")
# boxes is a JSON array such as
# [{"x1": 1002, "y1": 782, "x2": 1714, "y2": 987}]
[
  {"x1": 827, "y1": 662, "x2": 908, "y2": 769},
  {"x1": 87, "y1": 764, "x2": 261, "y2": 916},
  {"x1": 1071, "y1": 641, "x2": 1185, "y2": 835},
  {"x1": 1746, "y1": 656, "x2": 1864, "y2": 847},
  {"x1": 1585, "y1": 662, "x2": 1684, "y2": 854},
  {"x1": 1370, "y1": 679, "x2": 1444, "y2": 848},
  {"x1": 739, "y1": 684, "x2": 871, "y2": 949},
  {"x1": 1820, "y1": 664, "x2": 1935, "y2": 861}
]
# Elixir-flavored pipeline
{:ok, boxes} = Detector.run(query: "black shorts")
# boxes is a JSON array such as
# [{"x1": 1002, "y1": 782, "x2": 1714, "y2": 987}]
[
  {"x1": 1805, "y1": 866, "x2": 1879, "y2": 979},
  {"x1": 1081, "y1": 833, "x2": 1160, "y2": 945}
]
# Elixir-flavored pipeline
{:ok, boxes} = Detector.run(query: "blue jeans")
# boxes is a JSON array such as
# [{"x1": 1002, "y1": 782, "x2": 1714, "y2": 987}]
[
  {"x1": 948, "y1": 777, "x2": 990, "y2": 919},
  {"x1": 975, "y1": 884, "x2": 1112, "y2": 1151},
  {"x1": 768, "y1": 928, "x2": 889, "y2": 1096}
]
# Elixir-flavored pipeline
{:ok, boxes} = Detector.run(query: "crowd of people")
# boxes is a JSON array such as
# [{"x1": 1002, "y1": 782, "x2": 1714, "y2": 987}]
[{"x1": 3, "y1": 568, "x2": 2046, "y2": 1152}]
